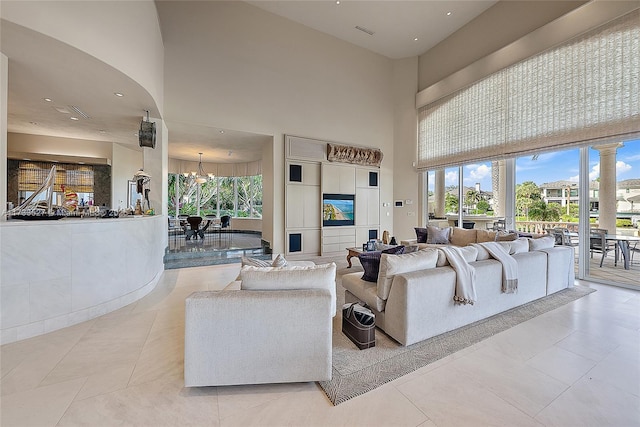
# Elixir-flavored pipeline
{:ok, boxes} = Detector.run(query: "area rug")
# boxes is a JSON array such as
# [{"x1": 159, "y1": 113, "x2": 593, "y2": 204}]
[{"x1": 319, "y1": 264, "x2": 596, "y2": 406}]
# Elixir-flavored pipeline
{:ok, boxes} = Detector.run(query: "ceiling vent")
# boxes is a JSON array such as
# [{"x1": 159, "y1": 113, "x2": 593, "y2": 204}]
[
  {"x1": 53, "y1": 105, "x2": 90, "y2": 119},
  {"x1": 355, "y1": 26, "x2": 375, "y2": 36},
  {"x1": 69, "y1": 105, "x2": 90, "y2": 119}
]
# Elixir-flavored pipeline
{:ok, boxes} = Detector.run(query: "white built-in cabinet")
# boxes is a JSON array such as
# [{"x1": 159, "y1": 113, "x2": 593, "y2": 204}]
[{"x1": 285, "y1": 135, "x2": 380, "y2": 256}]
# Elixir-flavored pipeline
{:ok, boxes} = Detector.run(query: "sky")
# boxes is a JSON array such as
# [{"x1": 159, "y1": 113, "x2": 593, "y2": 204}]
[{"x1": 428, "y1": 138, "x2": 640, "y2": 192}]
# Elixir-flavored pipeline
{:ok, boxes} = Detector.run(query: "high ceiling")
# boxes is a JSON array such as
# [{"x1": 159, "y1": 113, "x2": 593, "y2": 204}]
[
  {"x1": 2, "y1": 0, "x2": 498, "y2": 164},
  {"x1": 1, "y1": 20, "x2": 160, "y2": 148},
  {"x1": 247, "y1": 1, "x2": 496, "y2": 59}
]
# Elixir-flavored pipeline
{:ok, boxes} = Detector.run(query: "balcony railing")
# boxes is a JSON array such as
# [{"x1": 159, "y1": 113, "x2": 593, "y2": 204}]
[
  {"x1": 515, "y1": 221, "x2": 580, "y2": 234},
  {"x1": 515, "y1": 220, "x2": 640, "y2": 236}
]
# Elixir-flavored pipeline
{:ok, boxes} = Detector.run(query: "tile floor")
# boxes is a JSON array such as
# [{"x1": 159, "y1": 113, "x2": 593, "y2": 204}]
[{"x1": 1, "y1": 258, "x2": 639, "y2": 426}]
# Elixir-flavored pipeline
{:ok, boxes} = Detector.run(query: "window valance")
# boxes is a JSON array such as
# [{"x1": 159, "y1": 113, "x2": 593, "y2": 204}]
[{"x1": 417, "y1": 9, "x2": 640, "y2": 170}]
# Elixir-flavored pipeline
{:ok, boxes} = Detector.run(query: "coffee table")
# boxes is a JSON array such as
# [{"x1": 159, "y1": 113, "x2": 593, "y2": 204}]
[{"x1": 346, "y1": 247, "x2": 364, "y2": 268}]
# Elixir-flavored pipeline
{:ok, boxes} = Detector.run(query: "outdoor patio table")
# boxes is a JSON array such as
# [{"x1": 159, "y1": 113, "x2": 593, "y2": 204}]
[{"x1": 606, "y1": 234, "x2": 640, "y2": 270}]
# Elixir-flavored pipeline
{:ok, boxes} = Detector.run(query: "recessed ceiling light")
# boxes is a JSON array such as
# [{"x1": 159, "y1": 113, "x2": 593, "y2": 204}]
[
  {"x1": 70, "y1": 116, "x2": 79, "y2": 121},
  {"x1": 446, "y1": 11, "x2": 452, "y2": 16},
  {"x1": 99, "y1": 130, "x2": 107, "y2": 134},
  {"x1": 43, "y1": 98, "x2": 52, "y2": 102},
  {"x1": 335, "y1": 1, "x2": 340, "y2": 4},
  {"x1": 114, "y1": 92, "x2": 124, "y2": 97},
  {"x1": 219, "y1": 130, "x2": 225, "y2": 134},
  {"x1": 414, "y1": 37, "x2": 418, "y2": 41},
  {"x1": 29, "y1": 121, "x2": 38, "y2": 125}
]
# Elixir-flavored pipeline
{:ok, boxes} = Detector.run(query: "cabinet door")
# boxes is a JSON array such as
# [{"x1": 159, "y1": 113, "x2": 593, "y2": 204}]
[{"x1": 355, "y1": 188, "x2": 379, "y2": 226}]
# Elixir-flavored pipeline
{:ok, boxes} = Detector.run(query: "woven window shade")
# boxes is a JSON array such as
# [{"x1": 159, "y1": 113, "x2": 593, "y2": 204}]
[
  {"x1": 418, "y1": 10, "x2": 640, "y2": 171},
  {"x1": 18, "y1": 161, "x2": 94, "y2": 193}
]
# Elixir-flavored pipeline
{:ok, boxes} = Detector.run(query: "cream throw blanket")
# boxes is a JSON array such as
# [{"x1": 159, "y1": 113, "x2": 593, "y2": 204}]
[
  {"x1": 440, "y1": 246, "x2": 477, "y2": 305},
  {"x1": 477, "y1": 242, "x2": 518, "y2": 293}
]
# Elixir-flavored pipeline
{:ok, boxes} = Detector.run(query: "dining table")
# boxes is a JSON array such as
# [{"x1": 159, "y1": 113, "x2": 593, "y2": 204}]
[{"x1": 606, "y1": 234, "x2": 640, "y2": 270}]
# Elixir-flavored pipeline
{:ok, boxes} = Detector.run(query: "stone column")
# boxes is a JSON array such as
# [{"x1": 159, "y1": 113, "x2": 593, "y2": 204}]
[
  {"x1": 434, "y1": 169, "x2": 445, "y2": 218},
  {"x1": 593, "y1": 143, "x2": 623, "y2": 234},
  {"x1": 491, "y1": 160, "x2": 507, "y2": 218}
]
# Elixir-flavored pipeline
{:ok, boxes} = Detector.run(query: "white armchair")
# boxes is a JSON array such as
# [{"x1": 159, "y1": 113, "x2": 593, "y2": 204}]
[{"x1": 184, "y1": 262, "x2": 336, "y2": 387}]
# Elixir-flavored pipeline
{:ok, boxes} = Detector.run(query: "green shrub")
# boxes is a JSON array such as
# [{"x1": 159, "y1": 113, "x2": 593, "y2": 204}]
[{"x1": 617, "y1": 219, "x2": 633, "y2": 227}]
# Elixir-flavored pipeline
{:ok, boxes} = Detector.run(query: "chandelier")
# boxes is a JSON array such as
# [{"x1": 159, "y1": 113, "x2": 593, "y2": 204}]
[{"x1": 193, "y1": 152, "x2": 208, "y2": 184}]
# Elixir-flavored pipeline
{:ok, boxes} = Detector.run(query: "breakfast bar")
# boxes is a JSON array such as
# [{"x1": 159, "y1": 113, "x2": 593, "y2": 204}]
[{"x1": 0, "y1": 215, "x2": 165, "y2": 344}]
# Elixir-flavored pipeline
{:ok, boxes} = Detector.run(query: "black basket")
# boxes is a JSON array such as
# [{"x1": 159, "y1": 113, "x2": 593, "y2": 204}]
[{"x1": 342, "y1": 303, "x2": 375, "y2": 350}]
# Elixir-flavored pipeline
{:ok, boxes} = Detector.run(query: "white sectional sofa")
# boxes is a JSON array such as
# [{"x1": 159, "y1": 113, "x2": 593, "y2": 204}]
[{"x1": 342, "y1": 240, "x2": 574, "y2": 346}]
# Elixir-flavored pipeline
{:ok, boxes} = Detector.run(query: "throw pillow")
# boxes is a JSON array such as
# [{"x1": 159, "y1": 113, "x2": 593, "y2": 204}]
[
  {"x1": 436, "y1": 246, "x2": 479, "y2": 267},
  {"x1": 403, "y1": 244, "x2": 419, "y2": 253},
  {"x1": 238, "y1": 255, "x2": 288, "y2": 280},
  {"x1": 414, "y1": 227, "x2": 428, "y2": 243},
  {"x1": 241, "y1": 257, "x2": 271, "y2": 267},
  {"x1": 271, "y1": 253, "x2": 288, "y2": 267},
  {"x1": 495, "y1": 231, "x2": 518, "y2": 241},
  {"x1": 528, "y1": 235, "x2": 555, "y2": 251},
  {"x1": 472, "y1": 244, "x2": 491, "y2": 261},
  {"x1": 358, "y1": 245, "x2": 406, "y2": 283},
  {"x1": 511, "y1": 237, "x2": 530, "y2": 254},
  {"x1": 450, "y1": 228, "x2": 477, "y2": 247},
  {"x1": 377, "y1": 249, "x2": 438, "y2": 301},
  {"x1": 497, "y1": 241, "x2": 512, "y2": 254},
  {"x1": 358, "y1": 251, "x2": 381, "y2": 283},
  {"x1": 426, "y1": 226, "x2": 451, "y2": 244},
  {"x1": 240, "y1": 262, "x2": 337, "y2": 316},
  {"x1": 476, "y1": 229, "x2": 497, "y2": 243}
]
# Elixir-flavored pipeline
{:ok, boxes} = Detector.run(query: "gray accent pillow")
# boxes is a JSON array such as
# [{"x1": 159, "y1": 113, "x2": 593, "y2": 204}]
[{"x1": 426, "y1": 226, "x2": 451, "y2": 244}]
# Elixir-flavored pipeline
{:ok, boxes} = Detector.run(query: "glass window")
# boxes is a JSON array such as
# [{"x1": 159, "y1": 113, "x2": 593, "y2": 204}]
[
  {"x1": 515, "y1": 149, "x2": 579, "y2": 231},
  {"x1": 169, "y1": 173, "x2": 263, "y2": 219}
]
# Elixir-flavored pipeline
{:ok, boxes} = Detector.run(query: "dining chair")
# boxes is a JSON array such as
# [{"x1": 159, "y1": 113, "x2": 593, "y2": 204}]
[
  {"x1": 492, "y1": 219, "x2": 506, "y2": 231},
  {"x1": 630, "y1": 239, "x2": 639, "y2": 265},
  {"x1": 220, "y1": 215, "x2": 232, "y2": 243},
  {"x1": 221, "y1": 215, "x2": 231, "y2": 230},
  {"x1": 552, "y1": 227, "x2": 575, "y2": 246},
  {"x1": 185, "y1": 216, "x2": 203, "y2": 241},
  {"x1": 589, "y1": 228, "x2": 615, "y2": 267}
]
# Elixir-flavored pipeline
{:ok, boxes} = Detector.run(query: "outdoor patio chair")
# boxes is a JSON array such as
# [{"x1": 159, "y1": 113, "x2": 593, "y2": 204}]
[{"x1": 589, "y1": 228, "x2": 616, "y2": 267}]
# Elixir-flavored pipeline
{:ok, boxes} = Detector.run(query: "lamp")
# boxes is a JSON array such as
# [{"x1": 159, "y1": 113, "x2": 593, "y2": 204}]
[{"x1": 194, "y1": 152, "x2": 208, "y2": 184}]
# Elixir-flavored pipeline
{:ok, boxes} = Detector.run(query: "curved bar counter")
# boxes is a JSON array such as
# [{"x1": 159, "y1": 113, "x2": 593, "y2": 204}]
[{"x1": 0, "y1": 215, "x2": 165, "y2": 344}]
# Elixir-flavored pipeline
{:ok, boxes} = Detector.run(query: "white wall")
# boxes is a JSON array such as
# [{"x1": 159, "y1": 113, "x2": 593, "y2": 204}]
[
  {"x1": 158, "y1": 1, "x2": 396, "y2": 253},
  {"x1": 231, "y1": 218, "x2": 262, "y2": 233},
  {"x1": 8, "y1": 133, "x2": 113, "y2": 160},
  {"x1": 417, "y1": 1, "x2": 587, "y2": 91},
  {"x1": 392, "y1": 57, "x2": 420, "y2": 241},
  {"x1": 112, "y1": 143, "x2": 143, "y2": 210},
  {"x1": 0, "y1": 0, "x2": 164, "y2": 113}
]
